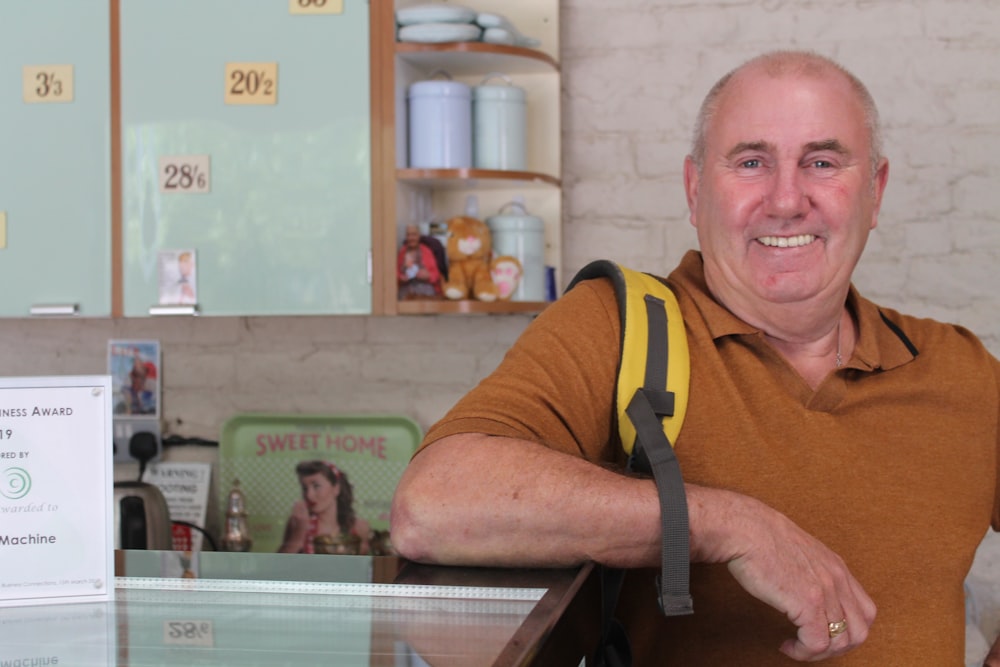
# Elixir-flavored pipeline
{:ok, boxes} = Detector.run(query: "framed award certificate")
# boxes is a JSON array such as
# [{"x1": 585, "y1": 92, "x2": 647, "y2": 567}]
[{"x1": 0, "y1": 376, "x2": 114, "y2": 607}]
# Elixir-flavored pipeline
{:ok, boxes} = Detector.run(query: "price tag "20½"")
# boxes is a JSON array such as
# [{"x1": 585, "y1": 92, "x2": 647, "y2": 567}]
[{"x1": 225, "y1": 63, "x2": 278, "y2": 105}]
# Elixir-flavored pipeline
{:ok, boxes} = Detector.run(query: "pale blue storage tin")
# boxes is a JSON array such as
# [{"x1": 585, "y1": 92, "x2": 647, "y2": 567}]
[
  {"x1": 407, "y1": 77, "x2": 472, "y2": 168},
  {"x1": 473, "y1": 74, "x2": 526, "y2": 171},
  {"x1": 487, "y1": 201, "x2": 545, "y2": 302}
]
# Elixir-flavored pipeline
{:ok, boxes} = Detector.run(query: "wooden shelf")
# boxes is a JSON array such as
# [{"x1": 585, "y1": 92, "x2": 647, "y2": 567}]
[
  {"x1": 377, "y1": 3, "x2": 562, "y2": 318},
  {"x1": 397, "y1": 168, "x2": 560, "y2": 189},
  {"x1": 396, "y1": 299, "x2": 549, "y2": 315},
  {"x1": 396, "y1": 41, "x2": 559, "y2": 75}
]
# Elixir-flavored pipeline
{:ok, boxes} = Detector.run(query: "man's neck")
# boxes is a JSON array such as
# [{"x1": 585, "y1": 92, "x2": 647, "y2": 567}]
[{"x1": 705, "y1": 275, "x2": 852, "y2": 387}]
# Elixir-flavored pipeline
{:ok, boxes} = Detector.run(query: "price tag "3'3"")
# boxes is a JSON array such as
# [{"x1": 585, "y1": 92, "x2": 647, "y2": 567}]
[{"x1": 23, "y1": 65, "x2": 74, "y2": 103}]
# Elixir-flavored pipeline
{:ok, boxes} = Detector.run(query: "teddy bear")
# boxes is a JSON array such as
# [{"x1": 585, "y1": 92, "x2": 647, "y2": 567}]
[{"x1": 442, "y1": 216, "x2": 498, "y2": 301}]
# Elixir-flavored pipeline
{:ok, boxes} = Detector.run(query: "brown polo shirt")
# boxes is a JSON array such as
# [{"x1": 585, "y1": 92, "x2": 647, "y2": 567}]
[{"x1": 421, "y1": 250, "x2": 1000, "y2": 665}]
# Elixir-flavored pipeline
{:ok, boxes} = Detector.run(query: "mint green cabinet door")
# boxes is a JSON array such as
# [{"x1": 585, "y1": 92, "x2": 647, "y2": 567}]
[
  {"x1": 120, "y1": 0, "x2": 371, "y2": 316},
  {"x1": 0, "y1": 1, "x2": 112, "y2": 317}
]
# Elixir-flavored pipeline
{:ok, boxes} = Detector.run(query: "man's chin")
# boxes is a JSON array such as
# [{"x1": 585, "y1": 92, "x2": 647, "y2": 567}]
[{"x1": 754, "y1": 275, "x2": 825, "y2": 305}]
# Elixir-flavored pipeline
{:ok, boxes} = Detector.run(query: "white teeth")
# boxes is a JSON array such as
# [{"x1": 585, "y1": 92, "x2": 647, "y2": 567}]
[{"x1": 757, "y1": 234, "x2": 816, "y2": 248}]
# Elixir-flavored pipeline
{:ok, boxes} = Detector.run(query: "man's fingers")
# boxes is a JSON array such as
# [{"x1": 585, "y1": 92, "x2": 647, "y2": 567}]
[{"x1": 778, "y1": 604, "x2": 874, "y2": 662}]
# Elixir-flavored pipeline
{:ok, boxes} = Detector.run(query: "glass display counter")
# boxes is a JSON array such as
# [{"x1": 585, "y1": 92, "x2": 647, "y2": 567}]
[{"x1": 0, "y1": 551, "x2": 599, "y2": 666}]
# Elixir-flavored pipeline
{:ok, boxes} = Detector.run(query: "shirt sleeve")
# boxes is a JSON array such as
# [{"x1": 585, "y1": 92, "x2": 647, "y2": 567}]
[{"x1": 419, "y1": 277, "x2": 625, "y2": 465}]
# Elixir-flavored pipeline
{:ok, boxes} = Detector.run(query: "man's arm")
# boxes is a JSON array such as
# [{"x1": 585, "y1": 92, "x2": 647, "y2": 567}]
[
  {"x1": 391, "y1": 432, "x2": 876, "y2": 661},
  {"x1": 391, "y1": 433, "x2": 662, "y2": 568}
]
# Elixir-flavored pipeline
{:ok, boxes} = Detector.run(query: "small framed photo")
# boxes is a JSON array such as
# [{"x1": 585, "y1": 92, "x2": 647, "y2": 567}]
[
  {"x1": 108, "y1": 340, "x2": 161, "y2": 419},
  {"x1": 158, "y1": 249, "x2": 197, "y2": 305}
]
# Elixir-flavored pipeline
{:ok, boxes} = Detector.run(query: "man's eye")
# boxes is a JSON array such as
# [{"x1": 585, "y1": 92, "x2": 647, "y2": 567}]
[
  {"x1": 811, "y1": 159, "x2": 834, "y2": 169},
  {"x1": 739, "y1": 159, "x2": 761, "y2": 169}
]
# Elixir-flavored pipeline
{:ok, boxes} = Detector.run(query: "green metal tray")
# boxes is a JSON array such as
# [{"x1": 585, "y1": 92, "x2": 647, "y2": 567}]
[{"x1": 218, "y1": 412, "x2": 422, "y2": 553}]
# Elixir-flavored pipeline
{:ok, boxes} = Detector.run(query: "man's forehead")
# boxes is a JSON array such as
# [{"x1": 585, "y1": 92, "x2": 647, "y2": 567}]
[
  {"x1": 722, "y1": 63, "x2": 856, "y2": 107},
  {"x1": 708, "y1": 69, "x2": 867, "y2": 146}
]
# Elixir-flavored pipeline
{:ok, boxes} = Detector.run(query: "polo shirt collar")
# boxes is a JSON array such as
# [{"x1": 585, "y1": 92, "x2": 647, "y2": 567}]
[{"x1": 668, "y1": 250, "x2": 917, "y2": 372}]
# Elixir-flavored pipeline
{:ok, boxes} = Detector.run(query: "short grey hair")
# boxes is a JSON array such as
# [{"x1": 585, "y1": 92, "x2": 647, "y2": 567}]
[{"x1": 689, "y1": 51, "x2": 883, "y2": 178}]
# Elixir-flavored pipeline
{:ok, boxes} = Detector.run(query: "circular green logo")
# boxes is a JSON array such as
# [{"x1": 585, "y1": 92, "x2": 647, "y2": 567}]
[{"x1": 1, "y1": 467, "x2": 31, "y2": 500}]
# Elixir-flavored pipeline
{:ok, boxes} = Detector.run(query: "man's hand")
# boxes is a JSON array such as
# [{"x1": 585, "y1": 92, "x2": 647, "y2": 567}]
[{"x1": 688, "y1": 485, "x2": 877, "y2": 661}]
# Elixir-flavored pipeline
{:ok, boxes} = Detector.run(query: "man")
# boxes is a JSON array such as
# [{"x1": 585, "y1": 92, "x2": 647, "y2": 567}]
[{"x1": 390, "y1": 51, "x2": 1000, "y2": 665}]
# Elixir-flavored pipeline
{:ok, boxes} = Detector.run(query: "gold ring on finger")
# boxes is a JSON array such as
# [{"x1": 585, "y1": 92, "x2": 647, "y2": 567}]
[{"x1": 828, "y1": 619, "x2": 847, "y2": 638}]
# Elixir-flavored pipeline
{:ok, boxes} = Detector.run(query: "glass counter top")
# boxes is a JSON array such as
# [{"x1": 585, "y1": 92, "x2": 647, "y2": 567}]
[{"x1": 0, "y1": 551, "x2": 598, "y2": 667}]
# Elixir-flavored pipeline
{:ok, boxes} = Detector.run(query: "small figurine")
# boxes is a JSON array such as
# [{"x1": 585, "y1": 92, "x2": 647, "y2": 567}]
[
  {"x1": 397, "y1": 223, "x2": 444, "y2": 300},
  {"x1": 490, "y1": 255, "x2": 523, "y2": 301}
]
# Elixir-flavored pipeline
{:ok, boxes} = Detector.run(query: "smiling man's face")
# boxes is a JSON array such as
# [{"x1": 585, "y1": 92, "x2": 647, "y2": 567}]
[{"x1": 684, "y1": 60, "x2": 888, "y2": 323}]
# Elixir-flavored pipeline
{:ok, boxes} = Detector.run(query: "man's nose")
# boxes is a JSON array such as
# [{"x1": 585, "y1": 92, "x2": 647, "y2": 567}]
[{"x1": 762, "y1": 165, "x2": 809, "y2": 219}]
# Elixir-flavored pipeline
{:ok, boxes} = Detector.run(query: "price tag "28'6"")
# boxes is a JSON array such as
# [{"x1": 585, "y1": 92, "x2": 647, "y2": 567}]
[{"x1": 159, "y1": 156, "x2": 211, "y2": 194}]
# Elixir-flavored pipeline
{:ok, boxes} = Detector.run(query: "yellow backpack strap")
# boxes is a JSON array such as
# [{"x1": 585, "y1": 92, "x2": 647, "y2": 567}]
[
  {"x1": 567, "y1": 260, "x2": 689, "y2": 456},
  {"x1": 568, "y1": 260, "x2": 693, "y2": 618}
]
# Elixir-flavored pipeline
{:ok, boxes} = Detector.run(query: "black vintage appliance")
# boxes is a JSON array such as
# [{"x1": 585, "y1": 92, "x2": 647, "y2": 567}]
[{"x1": 113, "y1": 432, "x2": 172, "y2": 550}]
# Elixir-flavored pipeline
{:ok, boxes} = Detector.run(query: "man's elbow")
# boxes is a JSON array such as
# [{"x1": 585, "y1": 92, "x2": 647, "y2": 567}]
[{"x1": 389, "y1": 480, "x2": 439, "y2": 564}]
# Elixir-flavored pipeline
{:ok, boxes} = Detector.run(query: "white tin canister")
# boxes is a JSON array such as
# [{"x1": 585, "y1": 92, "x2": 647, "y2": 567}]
[
  {"x1": 486, "y1": 200, "x2": 545, "y2": 301},
  {"x1": 472, "y1": 73, "x2": 527, "y2": 171},
  {"x1": 407, "y1": 73, "x2": 472, "y2": 168}
]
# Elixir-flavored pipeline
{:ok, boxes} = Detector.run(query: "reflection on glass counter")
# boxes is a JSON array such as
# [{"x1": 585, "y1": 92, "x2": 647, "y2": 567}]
[
  {"x1": 0, "y1": 601, "x2": 113, "y2": 665},
  {"x1": 112, "y1": 584, "x2": 540, "y2": 666},
  {"x1": 0, "y1": 552, "x2": 598, "y2": 667}
]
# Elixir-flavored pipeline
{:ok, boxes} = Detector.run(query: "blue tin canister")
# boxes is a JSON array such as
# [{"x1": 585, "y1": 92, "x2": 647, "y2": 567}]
[
  {"x1": 486, "y1": 200, "x2": 545, "y2": 301},
  {"x1": 408, "y1": 74, "x2": 472, "y2": 168},
  {"x1": 472, "y1": 73, "x2": 527, "y2": 171}
]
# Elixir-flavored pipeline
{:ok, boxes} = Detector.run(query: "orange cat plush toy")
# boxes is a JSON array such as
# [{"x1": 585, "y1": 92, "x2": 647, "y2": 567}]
[{"x1": 443, "y1": 216, "x2": 498, "y2": 301}]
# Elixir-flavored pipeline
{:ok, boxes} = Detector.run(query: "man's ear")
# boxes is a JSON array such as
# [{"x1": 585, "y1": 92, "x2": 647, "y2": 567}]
[
  {"x1": 683, "y1": 156, "x2": 700, "y2": 227},
  {"x1": 869, "y1": 157, "x2": 890, "y2": 230}
]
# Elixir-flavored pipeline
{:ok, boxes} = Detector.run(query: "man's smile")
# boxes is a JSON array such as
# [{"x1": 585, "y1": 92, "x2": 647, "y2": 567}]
[{"x1": 756, "y1": 234, "x2": 817, "y2": 248}]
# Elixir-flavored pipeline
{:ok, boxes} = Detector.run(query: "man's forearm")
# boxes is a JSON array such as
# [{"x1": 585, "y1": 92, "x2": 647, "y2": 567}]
[{"x1": 390, "y1": 433, "x2": 662, "y2": 568}]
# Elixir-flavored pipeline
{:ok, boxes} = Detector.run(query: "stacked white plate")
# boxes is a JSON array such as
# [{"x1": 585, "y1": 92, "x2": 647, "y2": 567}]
[{"x1": 396, "y1": 4, "x2": 540, "y2": 47}]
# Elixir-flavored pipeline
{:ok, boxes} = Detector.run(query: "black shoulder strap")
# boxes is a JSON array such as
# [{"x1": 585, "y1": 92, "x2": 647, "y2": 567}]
[{"x1": 625, "y1": 293, "x2": 694, "y2": 616}]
